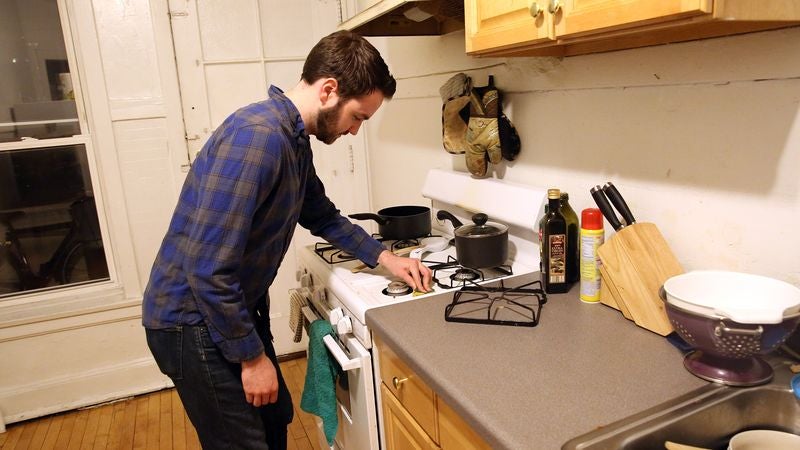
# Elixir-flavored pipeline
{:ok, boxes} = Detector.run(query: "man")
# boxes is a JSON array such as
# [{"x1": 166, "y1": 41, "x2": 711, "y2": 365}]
[{"x1": 143, "y1": 30, "x2": 432, "y2": 450}]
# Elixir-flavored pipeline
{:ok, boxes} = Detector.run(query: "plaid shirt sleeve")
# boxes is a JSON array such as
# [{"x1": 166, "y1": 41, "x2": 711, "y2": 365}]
[
  {"x1": 299, "y1": 165, "x2": 386, "y2": 268},
  {"x1": 183, "y1": 124, "x2": 281, "y2": 362}
]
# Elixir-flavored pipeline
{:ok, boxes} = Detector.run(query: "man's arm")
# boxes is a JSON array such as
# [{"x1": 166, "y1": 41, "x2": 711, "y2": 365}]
[{"x1": 298, "y1": 165, "x2": 431, "y2": 291}]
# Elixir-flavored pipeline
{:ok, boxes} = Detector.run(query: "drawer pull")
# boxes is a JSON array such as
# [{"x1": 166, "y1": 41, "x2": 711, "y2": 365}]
[{"x1": 392, "y1": 376, "x2": 408, "y2": 389}]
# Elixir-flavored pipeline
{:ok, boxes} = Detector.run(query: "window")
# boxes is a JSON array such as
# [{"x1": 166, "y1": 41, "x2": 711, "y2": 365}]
[{"x1": 0, "y1": 0, "x2": 110, "y2": 298}]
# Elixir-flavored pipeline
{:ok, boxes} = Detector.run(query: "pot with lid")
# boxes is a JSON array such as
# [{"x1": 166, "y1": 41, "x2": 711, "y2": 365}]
[
  {"x1": 660, "y1": 270, "x2": 800, "y2": 386},
  {"x1": 437, "y1": 210, "x2": 508, "y2": 269}
]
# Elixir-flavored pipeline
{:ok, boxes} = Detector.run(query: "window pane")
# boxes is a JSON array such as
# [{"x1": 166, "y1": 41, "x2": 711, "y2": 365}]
[
  {"x1": 0, "y1": 144, "x2": 109, "y2": 297},
  {"x1": 0, "y1": 0, "x2": 80, "y2": 143}
]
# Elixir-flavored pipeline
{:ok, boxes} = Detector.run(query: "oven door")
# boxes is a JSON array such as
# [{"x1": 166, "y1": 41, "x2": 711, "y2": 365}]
[{"x1": 301, "y1": 304, "x2": 379, "y2": 450}]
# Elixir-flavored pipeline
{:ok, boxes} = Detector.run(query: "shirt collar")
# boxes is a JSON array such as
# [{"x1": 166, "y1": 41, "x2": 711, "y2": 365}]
[{"x1": 268, "y1": 85, "x2": 309, "y2": 145}]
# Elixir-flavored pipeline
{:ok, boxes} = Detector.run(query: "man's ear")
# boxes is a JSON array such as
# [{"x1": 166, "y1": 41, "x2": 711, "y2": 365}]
[{"x1": 319, "y1": 78, "x2": 339, "y2": 107}]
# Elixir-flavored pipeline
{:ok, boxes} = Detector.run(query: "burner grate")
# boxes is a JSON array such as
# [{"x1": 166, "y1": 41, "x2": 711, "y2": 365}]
[
  {"x1": 444, "y1": 279, "x2": 547, "y2": 327},
  {"x1": 314, "y1": 234, "x2": 441, "y2": 264},
  {"x1": 430, "y1": 256, "x2": 512, "y2": 289}
]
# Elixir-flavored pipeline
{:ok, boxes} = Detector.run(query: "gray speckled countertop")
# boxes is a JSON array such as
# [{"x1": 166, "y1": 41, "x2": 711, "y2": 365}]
[{"x1": 365, "y1": 273, "x2": 709, "y2": 449}]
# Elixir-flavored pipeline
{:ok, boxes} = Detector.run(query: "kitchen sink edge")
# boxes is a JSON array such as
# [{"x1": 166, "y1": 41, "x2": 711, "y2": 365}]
[{"x1": 562, "y1": 356, "x2": 800, "y2": 450}]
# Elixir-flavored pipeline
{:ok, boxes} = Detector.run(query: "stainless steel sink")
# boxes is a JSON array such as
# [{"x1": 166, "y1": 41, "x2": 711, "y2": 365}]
[{"x1": 563, "y1": 359, "x2": 800, "y2": 450}]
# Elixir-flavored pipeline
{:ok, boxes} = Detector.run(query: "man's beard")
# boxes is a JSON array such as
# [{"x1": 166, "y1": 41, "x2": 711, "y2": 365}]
[{"x1": 316, "y1": 101, "x2": 345, "y2": 145}]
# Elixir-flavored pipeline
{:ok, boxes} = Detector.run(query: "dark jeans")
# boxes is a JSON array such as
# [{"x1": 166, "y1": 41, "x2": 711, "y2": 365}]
[{"x1": 146, "y1": 321, "x2": 293, "y2": 450}]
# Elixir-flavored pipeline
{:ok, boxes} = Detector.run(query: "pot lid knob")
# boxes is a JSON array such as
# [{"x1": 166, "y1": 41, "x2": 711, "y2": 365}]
[{"x1": 472, "y1": 213, "x2": 488, "y2": 226}]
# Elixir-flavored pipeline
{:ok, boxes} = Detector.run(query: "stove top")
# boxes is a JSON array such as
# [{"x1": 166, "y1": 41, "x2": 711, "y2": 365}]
[{"x1": 299, "y1": 235, "x2": 538, "y2": 327}]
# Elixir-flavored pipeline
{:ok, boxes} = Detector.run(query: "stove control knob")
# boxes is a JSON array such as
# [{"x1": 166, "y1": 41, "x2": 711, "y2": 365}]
[
  {"x1": 336, "y1": 316, "x2": 353, "y2": 335},
  {"x1": 329, "y1": 307, "x2": 344, "y2": 325}
]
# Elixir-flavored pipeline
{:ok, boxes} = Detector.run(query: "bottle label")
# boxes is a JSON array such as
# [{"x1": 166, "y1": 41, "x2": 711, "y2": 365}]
[
  {"x1": 548, "y1": 234, "x2": 566, "y2": 283},
  {"x1": 579, "y1": 230, "x2": 604, "y2": 302}
]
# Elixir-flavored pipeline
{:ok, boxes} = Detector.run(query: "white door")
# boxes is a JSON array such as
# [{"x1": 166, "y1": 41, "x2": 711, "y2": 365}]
[{"x1": 167, "y1": 0, "x2": 373, "y2": 354}]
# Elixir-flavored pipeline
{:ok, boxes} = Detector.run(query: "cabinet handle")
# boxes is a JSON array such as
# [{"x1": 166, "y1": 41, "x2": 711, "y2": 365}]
[
  {"x1": 392, "y1": 376, "x2": 408, "y2": 389},
  {"x1": 529, "y1": 2, "x2": 543, "y2": 18},
  {"x1": 549, "y1": 0, "x2": 562, "y2": 14}
]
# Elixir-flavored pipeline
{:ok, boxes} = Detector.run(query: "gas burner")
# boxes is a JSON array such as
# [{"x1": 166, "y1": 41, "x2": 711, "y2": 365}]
[
  {"x1": 451, "y1": 268, "x2": 480, "y2": 282},
  {"x1": 383, "y1": 281, "x2": 412, "y2": 297},
  {"x1": 392, "y1": 240, "x2": 418, "y2": 250},
  {"x1": 314, "y1": 242, "x2": 358, "y2": 264},
  {"x1": 430, "y1": 256, "x2": 513, "y2": 289},
  {"x1": 444, "y1": 279, "x2": 547, "y2": 327}
]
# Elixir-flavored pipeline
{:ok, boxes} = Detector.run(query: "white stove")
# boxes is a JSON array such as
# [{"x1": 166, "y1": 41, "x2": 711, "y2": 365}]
[{"x1": 293, "y1": 169, "x2": 548, "y2": 450}]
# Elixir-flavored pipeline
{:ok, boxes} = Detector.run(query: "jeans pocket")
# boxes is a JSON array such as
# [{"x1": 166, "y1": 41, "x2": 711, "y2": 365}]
[{"x1": 145, "y1": 327, "x2": 183, "y2": 380}]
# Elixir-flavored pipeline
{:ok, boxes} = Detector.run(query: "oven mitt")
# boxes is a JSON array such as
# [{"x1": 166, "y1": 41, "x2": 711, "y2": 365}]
[
  {"x1": 439, "y1": 73, "x2": 472, "y2": 154},
  {"x1": 465, "y1": 77, "x2": 502, "y2": 176},
  {"x1": 499, "y1": 109, "x2": 521, "y2": 161}
]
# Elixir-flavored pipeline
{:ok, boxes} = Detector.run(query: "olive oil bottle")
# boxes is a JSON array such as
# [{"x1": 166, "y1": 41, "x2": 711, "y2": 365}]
[
  {"x1": 542, "y1": 189, "x2": 569, "y2": 293},
  {"x1": 559, "y1": 193, "x2": 580, "y2": 284}
]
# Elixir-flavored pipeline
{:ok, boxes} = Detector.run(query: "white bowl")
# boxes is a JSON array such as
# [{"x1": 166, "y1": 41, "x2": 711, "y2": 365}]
[
  {"x1": 663, "y1": 270, "x2": 800, "y2": 324},
  {"x1": 728, "y1": 429, "x2": 800, "y2": 449}
]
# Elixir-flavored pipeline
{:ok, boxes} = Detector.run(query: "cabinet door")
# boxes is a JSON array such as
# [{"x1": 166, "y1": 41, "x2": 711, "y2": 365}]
[
  {"x1": 553, "y1": 0, "x2": 712, "y2": 38},
  {"x1": 381, "y1": 384, "x2": 440, "y2": 450},
  {"x1": 438, "y1": 399, "x2": 492, "y2": 450},
  {"x1": 465, "y1": 0, "x2": 555, "y2": 54}
]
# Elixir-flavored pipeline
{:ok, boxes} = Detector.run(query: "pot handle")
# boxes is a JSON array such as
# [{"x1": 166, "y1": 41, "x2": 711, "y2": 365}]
[
  {"x1": 348, "y1": 213, "x2": 390, "y2": 225},
  {"x1": 436, "y1": 210, "x2": 464, "y2": 228}
]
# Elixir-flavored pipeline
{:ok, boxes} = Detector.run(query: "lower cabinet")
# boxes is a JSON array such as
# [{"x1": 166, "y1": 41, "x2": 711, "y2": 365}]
[
  {"x1": 376, "y1": 336, "x2": 492, "y2": 450},
  {"x1": 381, "y1": 384, "x2": 440, "y2": 450}
]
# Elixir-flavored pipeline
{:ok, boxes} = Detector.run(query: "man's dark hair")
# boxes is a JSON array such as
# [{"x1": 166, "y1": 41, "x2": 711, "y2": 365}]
[{"x1": 302, "y1": 30, "x2": 396, "y2": 100}]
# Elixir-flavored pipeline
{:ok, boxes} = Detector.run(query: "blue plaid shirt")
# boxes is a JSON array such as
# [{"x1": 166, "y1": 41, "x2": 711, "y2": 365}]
[{"x1": 142, "y1": 86, "x2": 385, "y2": 363}]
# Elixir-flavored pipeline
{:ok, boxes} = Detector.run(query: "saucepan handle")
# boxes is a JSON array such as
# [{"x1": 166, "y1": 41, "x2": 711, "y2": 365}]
[{"x1": 348, "y1": 213, "x2": 389, "y2": 225}]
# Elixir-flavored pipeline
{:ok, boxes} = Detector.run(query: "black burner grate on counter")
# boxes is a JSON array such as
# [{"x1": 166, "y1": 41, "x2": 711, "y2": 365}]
[{"x1": 444, "y1": 279, "x2": 547, "y2": 327}]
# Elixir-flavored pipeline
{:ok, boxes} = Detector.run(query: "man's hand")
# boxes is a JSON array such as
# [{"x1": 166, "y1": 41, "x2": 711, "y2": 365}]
[
  {"x1": 378, "y1": 250, "x2": 433, "y2": 292},
  {"x1": 241, "y1": 352, "x2": 279, "y2": 407}
]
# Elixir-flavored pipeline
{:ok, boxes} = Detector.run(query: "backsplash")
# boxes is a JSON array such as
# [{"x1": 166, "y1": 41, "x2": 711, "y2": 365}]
[{"x1": 365, "y1": 27, "x2": 800, "y2": 285}]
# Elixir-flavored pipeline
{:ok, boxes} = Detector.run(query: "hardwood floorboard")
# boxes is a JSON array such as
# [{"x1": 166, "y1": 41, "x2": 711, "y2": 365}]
[
  {"x1": 28, "y1": 415, "x2": 52, "y2": 449},
  {"x1": 92, "y1": 403, "x2": 116, "y2": 450},
  {"x1": 132, "y1": 397, "x2": 149, "y2": 450},
  {"x1": 66, "y1": 409, "x2": 89, "y2": 450},
  {"x1": 169, "y1": 391, "x2": 185, "y2": 450},
  {"x1": 79, "y1": 405, "x2": 102, "y2": 450},
  {"x1": 158, "y1": 391, "x2": 172, "y2": 450},
  {"x1": 1, "y1": 423, "x2": 24, "y2": 450},
  {"x1": 0, "y1": 356, "x2": 323, "y2": 450},
  {"x1": 107, "y1": 400, "x2": 129, "y2": 450}
]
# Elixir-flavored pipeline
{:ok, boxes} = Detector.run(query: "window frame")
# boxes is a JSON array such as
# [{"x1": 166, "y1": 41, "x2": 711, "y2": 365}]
[{"x1": 0, "y1": 0, "x2": 128, "y2": 324}]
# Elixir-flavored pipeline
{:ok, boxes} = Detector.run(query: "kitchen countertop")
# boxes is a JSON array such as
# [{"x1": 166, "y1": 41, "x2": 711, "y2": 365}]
[{"x1": 365, "y1": 273, "x2": 709, "y2": 449}]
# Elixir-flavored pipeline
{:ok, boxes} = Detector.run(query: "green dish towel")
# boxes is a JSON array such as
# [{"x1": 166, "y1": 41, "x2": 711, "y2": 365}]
[{"x1": 301, "y1": 319, "x2": 343, "y2": 446}]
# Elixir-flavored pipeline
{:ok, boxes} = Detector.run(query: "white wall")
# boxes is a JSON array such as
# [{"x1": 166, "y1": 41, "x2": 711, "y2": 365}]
[
  {"x1": 0, "y1": 0, "x2": 187, "y2": 426},
  {"x1": 365, "y1": 27, "x2": 800, "y2": 285}
]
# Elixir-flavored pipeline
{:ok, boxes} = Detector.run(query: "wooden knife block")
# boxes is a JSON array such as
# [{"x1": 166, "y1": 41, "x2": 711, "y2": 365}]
[{"x1": 597, "y1": 222, "x2": 683, "y2": 336}]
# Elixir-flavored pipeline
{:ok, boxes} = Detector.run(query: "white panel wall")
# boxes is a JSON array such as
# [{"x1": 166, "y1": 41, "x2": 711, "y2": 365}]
[
  {"x1": 0, "y1": 0, "x2": 187, "y2": 426},
  {"x1": 366, "y1": 28, "x2": 800, "y2": 285}
]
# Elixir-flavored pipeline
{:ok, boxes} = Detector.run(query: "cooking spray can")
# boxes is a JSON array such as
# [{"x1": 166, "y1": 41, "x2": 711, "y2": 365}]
[{"x1": 579, "y1": 208, "x2": 604, "y2": 303}]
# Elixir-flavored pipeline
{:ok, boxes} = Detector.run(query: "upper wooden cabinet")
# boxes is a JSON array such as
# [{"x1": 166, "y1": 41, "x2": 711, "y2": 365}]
[
  {"x1": 465, "y1": 0, "x2": 800, "y2": 57},
  {"x1": 464, "y1": 0, "x2": 554, "y2": 54}
]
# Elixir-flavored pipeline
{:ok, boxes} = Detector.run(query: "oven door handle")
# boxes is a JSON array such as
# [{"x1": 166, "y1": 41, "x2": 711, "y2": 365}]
[{"x1": 301, "y1": 306, "x2": 363, "y2": 372}]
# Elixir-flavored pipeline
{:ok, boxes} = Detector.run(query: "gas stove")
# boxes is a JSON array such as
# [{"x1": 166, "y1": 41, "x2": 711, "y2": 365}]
[{"x1": 293, "y1": 169, "x2": 549, "y2": 450}]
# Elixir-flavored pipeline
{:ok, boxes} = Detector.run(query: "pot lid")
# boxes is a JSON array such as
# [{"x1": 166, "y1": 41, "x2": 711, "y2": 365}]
[
  {"x1": 663, "y1": 270, "x2": 800, "y2": 324},
  {"x1": 455, "y1": 213, "x2": 507, "y2": 238}
]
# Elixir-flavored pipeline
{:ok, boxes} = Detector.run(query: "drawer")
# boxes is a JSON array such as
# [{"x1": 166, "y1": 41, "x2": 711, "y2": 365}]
[{"x1": 376, "y1": 336, "x2": 438, "y2": 441}]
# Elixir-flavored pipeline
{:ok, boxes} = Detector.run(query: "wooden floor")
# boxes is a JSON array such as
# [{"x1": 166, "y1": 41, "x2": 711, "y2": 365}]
[{"x1": 0, "y1": 358, "x2": 325, "y2": 450}]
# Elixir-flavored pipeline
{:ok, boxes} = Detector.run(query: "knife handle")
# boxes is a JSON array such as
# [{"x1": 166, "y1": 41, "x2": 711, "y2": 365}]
[
  {"x1": 602, "y1": 182, "x2": 636, "y2": 226},
  {"x1": 590, "y1": 186, "x2": 622, "y2": 231}
]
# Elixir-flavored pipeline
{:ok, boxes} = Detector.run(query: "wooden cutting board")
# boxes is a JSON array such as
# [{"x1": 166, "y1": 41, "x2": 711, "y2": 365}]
[{"x1": 597, "y1": 222, "x2": 683, "y2": 336}]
